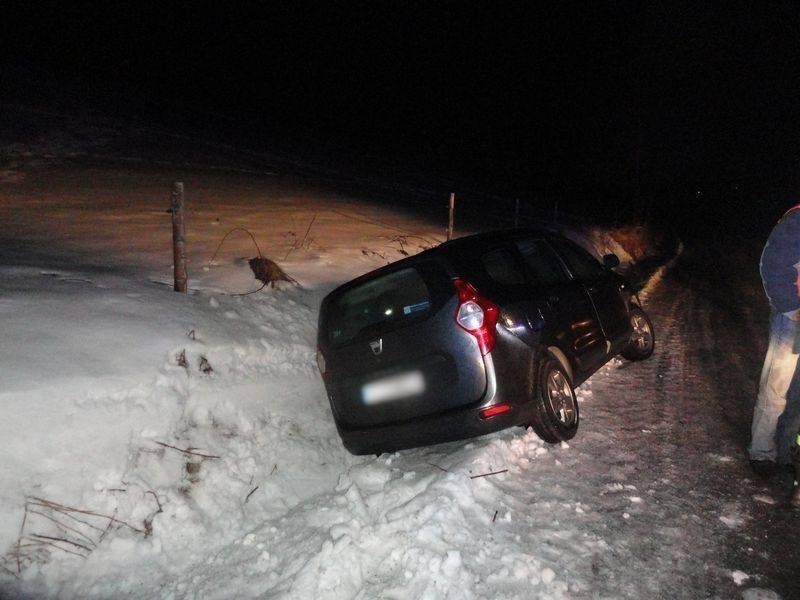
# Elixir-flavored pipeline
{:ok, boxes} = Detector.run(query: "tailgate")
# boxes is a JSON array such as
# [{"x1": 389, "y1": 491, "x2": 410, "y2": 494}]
[{"x1": 319, "y1": 262, "x2": 487, "y2": 428}]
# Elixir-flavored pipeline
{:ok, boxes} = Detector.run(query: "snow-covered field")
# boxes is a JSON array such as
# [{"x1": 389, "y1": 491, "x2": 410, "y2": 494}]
[{"x1": 0, "y1": 161, "x2": 791, "y2": 599}]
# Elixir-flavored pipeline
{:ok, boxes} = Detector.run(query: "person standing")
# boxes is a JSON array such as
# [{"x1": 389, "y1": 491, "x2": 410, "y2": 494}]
[
  {"x1": 750, "y1": 205, "x2": 800, "y2": 483},
  {"x1": 793, "y1": 433, "x2": 800, "y2": 506}
]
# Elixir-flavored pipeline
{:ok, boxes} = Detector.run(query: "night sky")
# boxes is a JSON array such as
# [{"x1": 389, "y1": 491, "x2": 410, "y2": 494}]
[{"x1": 3, "y1": 2, "x2": 800, "y2": 225}]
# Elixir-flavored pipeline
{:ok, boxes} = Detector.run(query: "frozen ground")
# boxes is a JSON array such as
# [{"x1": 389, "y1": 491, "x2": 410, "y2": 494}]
[{"x1": 0, "y1": 160, "x2": 797, "y2": 599}]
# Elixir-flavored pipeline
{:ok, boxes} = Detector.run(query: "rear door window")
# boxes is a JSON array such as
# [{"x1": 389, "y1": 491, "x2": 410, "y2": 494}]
[
  {"x1": 515, "y1": 238, "x2": 568, "y2": 287},
  {"x1": 325, "y1": 267, "x2": 433, "y2": 346},
  {"x1": 551, "y1": 239, "x2": 604, "y2": 281}
]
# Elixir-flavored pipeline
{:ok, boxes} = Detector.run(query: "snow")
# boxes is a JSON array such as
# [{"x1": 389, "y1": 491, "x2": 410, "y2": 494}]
[
  {"x1": 0, "y1": 161, "x2": 787, "y2": 599},
  {"x1": 742, "y1": 589, "x2": 782, "y2": 600},
  {"x1": 732, "y1": 570, "x2": 751, "y2": 586}
]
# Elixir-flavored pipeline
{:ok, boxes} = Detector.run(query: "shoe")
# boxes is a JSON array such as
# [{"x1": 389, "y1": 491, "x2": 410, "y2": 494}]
[{"x1": 750, "y1": 459, "x2": 777, "y2": 478}]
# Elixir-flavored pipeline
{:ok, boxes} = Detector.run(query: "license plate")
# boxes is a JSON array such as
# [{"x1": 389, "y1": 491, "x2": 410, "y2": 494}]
[{"x1": 362, "y1": 371, "x2": 425, "y2": 404}]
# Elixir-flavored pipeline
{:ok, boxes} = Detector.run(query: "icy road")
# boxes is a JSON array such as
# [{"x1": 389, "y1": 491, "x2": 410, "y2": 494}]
[{"x1": 0, "y1": 164, "x2": 797, "y2": 599}]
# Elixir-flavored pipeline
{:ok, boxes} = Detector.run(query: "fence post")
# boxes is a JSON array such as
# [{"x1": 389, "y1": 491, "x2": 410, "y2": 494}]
[
  {"x1": 447, "y1": 192, "x2": 455, "y2": 241},
  {"x1": 171, "y1": 182, "x2": 188, "y2": 293},
  {"x1": 514, "y1": 198, "x2": 520, "y2": 228}
]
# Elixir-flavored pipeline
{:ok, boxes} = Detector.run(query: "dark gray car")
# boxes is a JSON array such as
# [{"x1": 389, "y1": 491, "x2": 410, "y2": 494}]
[{"x1": 316, "y1": 229, "x2": 654, "y2": 455}]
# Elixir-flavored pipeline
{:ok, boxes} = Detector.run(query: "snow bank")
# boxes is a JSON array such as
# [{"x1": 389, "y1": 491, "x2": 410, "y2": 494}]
[{"x1": 0, "y1": 165, "x2": 669, "y2": 598}]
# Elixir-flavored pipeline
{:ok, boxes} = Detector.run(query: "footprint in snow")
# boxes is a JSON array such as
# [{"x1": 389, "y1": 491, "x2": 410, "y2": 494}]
[
  {"x1": 706, "y1": 452, "x2": 734, "y2": 463},
  {"x1": 742, "y1": 588, "x2": 781, "y2": 600},
  {"x1": 753, "y1": 494, "x2": 777, "y2": 505},
  {"x1": 731, "y1": 570, "x2": 749, "y2": 586},
  {"x1": 719, "y1": 514, "x2": 745, "y2": 528}
]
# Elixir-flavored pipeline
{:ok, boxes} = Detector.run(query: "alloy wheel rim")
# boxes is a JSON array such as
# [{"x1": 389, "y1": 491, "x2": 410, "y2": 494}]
[
  {"x1": 546, "y1": 369, "x2": 576, "y2": 427},
  {"x1": 631, "y1": 313, "x2": 653, "y2": 352}
]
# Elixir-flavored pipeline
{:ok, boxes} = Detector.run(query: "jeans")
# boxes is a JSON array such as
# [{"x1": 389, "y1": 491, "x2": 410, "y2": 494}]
[{"x1": 750, "y1": 310, "x2": 800, "y2": 463}]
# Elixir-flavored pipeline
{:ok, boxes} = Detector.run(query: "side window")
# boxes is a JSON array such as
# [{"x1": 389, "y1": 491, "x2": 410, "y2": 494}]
[
  {"x1": 552, "y1": 239, "x2": 604, "y2": 281},
  {"x1": 480, "y1": 247, "x2": 526, "y2": 286},
  {"x1": 515, "y1": 238, "x2": 568, "y2": 286}
]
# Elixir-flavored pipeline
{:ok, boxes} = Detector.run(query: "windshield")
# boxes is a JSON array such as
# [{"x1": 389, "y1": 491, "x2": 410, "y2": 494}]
[{"x1": 325, "y1": 267, "x2": 432, "y2": 347}]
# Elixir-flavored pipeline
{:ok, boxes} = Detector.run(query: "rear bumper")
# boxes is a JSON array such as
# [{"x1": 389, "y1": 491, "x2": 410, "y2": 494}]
[
  {"x1": 334, "y1": 354, "x2": 533, "y2": 455},
  {"x1": 335, "y1": 399, "x2": 525, "y2": 455}
]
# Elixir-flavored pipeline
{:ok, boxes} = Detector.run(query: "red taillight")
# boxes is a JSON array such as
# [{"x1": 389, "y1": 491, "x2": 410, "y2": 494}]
[
  {"x1": 480, "y1": 403, "x2": 512, "y2": 419},
  {"x1": 453, "y1": 278, "x2": 499, "y2": 355},
  {"x1": 316, "y1": 346, "x2": 327, "y2": 377}
]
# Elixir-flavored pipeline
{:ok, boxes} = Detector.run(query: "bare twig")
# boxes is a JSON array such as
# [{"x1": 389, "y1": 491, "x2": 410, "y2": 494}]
[
  {"x1": 208, "y1": 227, "x2": 264, "y2": 266},
  {"x1": 28, "y1": 509, "x2": 96, "y2": 547},
  {"x1": 233, "y1": 281, "x2": 267, "y2": 296},
  {"x1": 426, "y1": 461, "x2": 449, "y2": 473},
  {"x1": 361, "y1": 249, "x2": 388, "y2": 261},
  {"x1": 153, "y1": 441, "x2": 220, "y2": 460},
  {"x1": 283, "y1": 214, "x2": 317, "y2": 260},
  {"x1": 270, "y1": 464, "x2": 278, "y2": 476},
  {"x1": 98, "y1": 507, "x2": 118, "y2": 544},
  {"x1": 469, "y1": 469, "x2": 508, "y2": 480},
  {"x1": 146, "y1": 490, "x2": 163, "y2": 513},
  {"x1": 16, "y1": 502, "x2": 27, "y2": 573},
  {"x1": 30, "y1": 534, "x2": 92, "y2": 553},
  {"x1": 299, "y1": 214, "x2": 317, "y2": 249},
  {"x1": 143, "y1": 491, "x2": 163, "y2": 538},
  {"x1": 24, "y1": 537, "x2": 88, "y2": 559},
  {"x1": 492, "y1": 510, "x2": 499, "y2": 523},
  {"x1": 28, "y1": 497, "x2": 145, "y2": 534},
  {"x1": 244, "y1": 486, "x2": 259, "y2": 504},
  {"x1": 34, "y1": 503, "x2": 106, "y2": 533}
]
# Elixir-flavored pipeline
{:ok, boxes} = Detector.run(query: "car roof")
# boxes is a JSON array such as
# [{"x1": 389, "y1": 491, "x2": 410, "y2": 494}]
[
  {"x1": 323, "y1": 227, "x2": 561, "y2": 302},
  {"x1": 436, "y1": 226, "x2": 559, "y2": 253}
]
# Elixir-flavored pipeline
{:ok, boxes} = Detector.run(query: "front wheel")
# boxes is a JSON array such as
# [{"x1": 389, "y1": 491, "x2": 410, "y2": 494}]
[
  {"x1": 527, "y1": 355, "x2": 580, "y2": 443},
  {"x1": 621, "y1": 305, "x2": 655, "y2": 361}
]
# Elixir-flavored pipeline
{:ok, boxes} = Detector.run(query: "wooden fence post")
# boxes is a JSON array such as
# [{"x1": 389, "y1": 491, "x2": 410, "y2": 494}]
[
  {"x1": 171, "y1": 182, "x2": 187, "y2": 293},
  {"x1": 446, "y1": 192, "x2": 455, "y2": 241}
]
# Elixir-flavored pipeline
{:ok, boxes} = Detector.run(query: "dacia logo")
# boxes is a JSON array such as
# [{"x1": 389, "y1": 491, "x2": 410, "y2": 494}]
[{"x1": 369, "y1": 338, "x2": 383, "y2": 355}]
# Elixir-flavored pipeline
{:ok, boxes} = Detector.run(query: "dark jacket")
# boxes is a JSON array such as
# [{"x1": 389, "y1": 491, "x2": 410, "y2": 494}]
[{"x1": 761, "y1": 206, "x2": 800, "y2": 313}]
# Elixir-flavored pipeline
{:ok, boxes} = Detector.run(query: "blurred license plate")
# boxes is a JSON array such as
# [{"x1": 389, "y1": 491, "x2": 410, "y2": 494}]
[{"x1": 362, "y1": 371, "x2": 425, "y2": 404}]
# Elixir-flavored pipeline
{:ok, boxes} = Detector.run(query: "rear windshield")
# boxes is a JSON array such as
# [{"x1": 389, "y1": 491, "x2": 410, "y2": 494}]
[{"x1": 325, "y1": 267, "x2": 433, "y2": 347}]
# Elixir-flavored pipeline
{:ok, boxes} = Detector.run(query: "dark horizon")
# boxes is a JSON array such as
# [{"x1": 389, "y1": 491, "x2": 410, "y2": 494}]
[{"x1": 3, "y1": 2, "x2": 800, "y2": 229}]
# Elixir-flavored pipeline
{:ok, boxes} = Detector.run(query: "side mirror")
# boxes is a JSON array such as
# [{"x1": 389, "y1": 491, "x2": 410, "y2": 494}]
[{"x1": 602, "y1": 253, "x2": 620, "y2": 270}]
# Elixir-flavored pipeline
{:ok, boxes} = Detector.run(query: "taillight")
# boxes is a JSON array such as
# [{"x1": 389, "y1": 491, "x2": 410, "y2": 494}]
[
  {"x1": 316, "y1": 346, "x2": 327, "y2": 377},
  {"x1": 453, "y1": 278, "x2": 499, "y2": 355},
  {"x1": 480, "y1": 403, "x2": 512, "y2": 419}
]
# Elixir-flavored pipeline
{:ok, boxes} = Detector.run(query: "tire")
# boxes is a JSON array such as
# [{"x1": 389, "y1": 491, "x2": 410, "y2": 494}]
[
  {"x1": 621, "y1": 305, "x2": 655, "y2": 361},
  {"x1": 528, "y1": 355, "x2": 580, "y2": 443}
]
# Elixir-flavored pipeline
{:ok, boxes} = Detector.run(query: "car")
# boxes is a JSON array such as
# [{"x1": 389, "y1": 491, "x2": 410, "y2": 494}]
[{"x1": 316, "y1": 228, "x2": 655, "y2": 455}]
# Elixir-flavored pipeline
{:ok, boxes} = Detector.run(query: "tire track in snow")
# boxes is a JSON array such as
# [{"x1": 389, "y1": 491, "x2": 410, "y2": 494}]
[
  {"x1": 573, "y1": 270, "x2": 736, "y2": 598},
  {"x1": 582, "y1": 243, "x2": 799, "y2": 599},
  {"x1": 676, "y1": 244, "x2": 800, "y2": 599}
]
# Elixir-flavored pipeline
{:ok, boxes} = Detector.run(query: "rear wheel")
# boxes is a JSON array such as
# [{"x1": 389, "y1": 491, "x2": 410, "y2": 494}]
[
  {"x1": 621, "y1": 305, "x2": 655, "y2": 361},
  {"x1": 528, "y1": 355, "x2": 579, "y2": 443}
]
